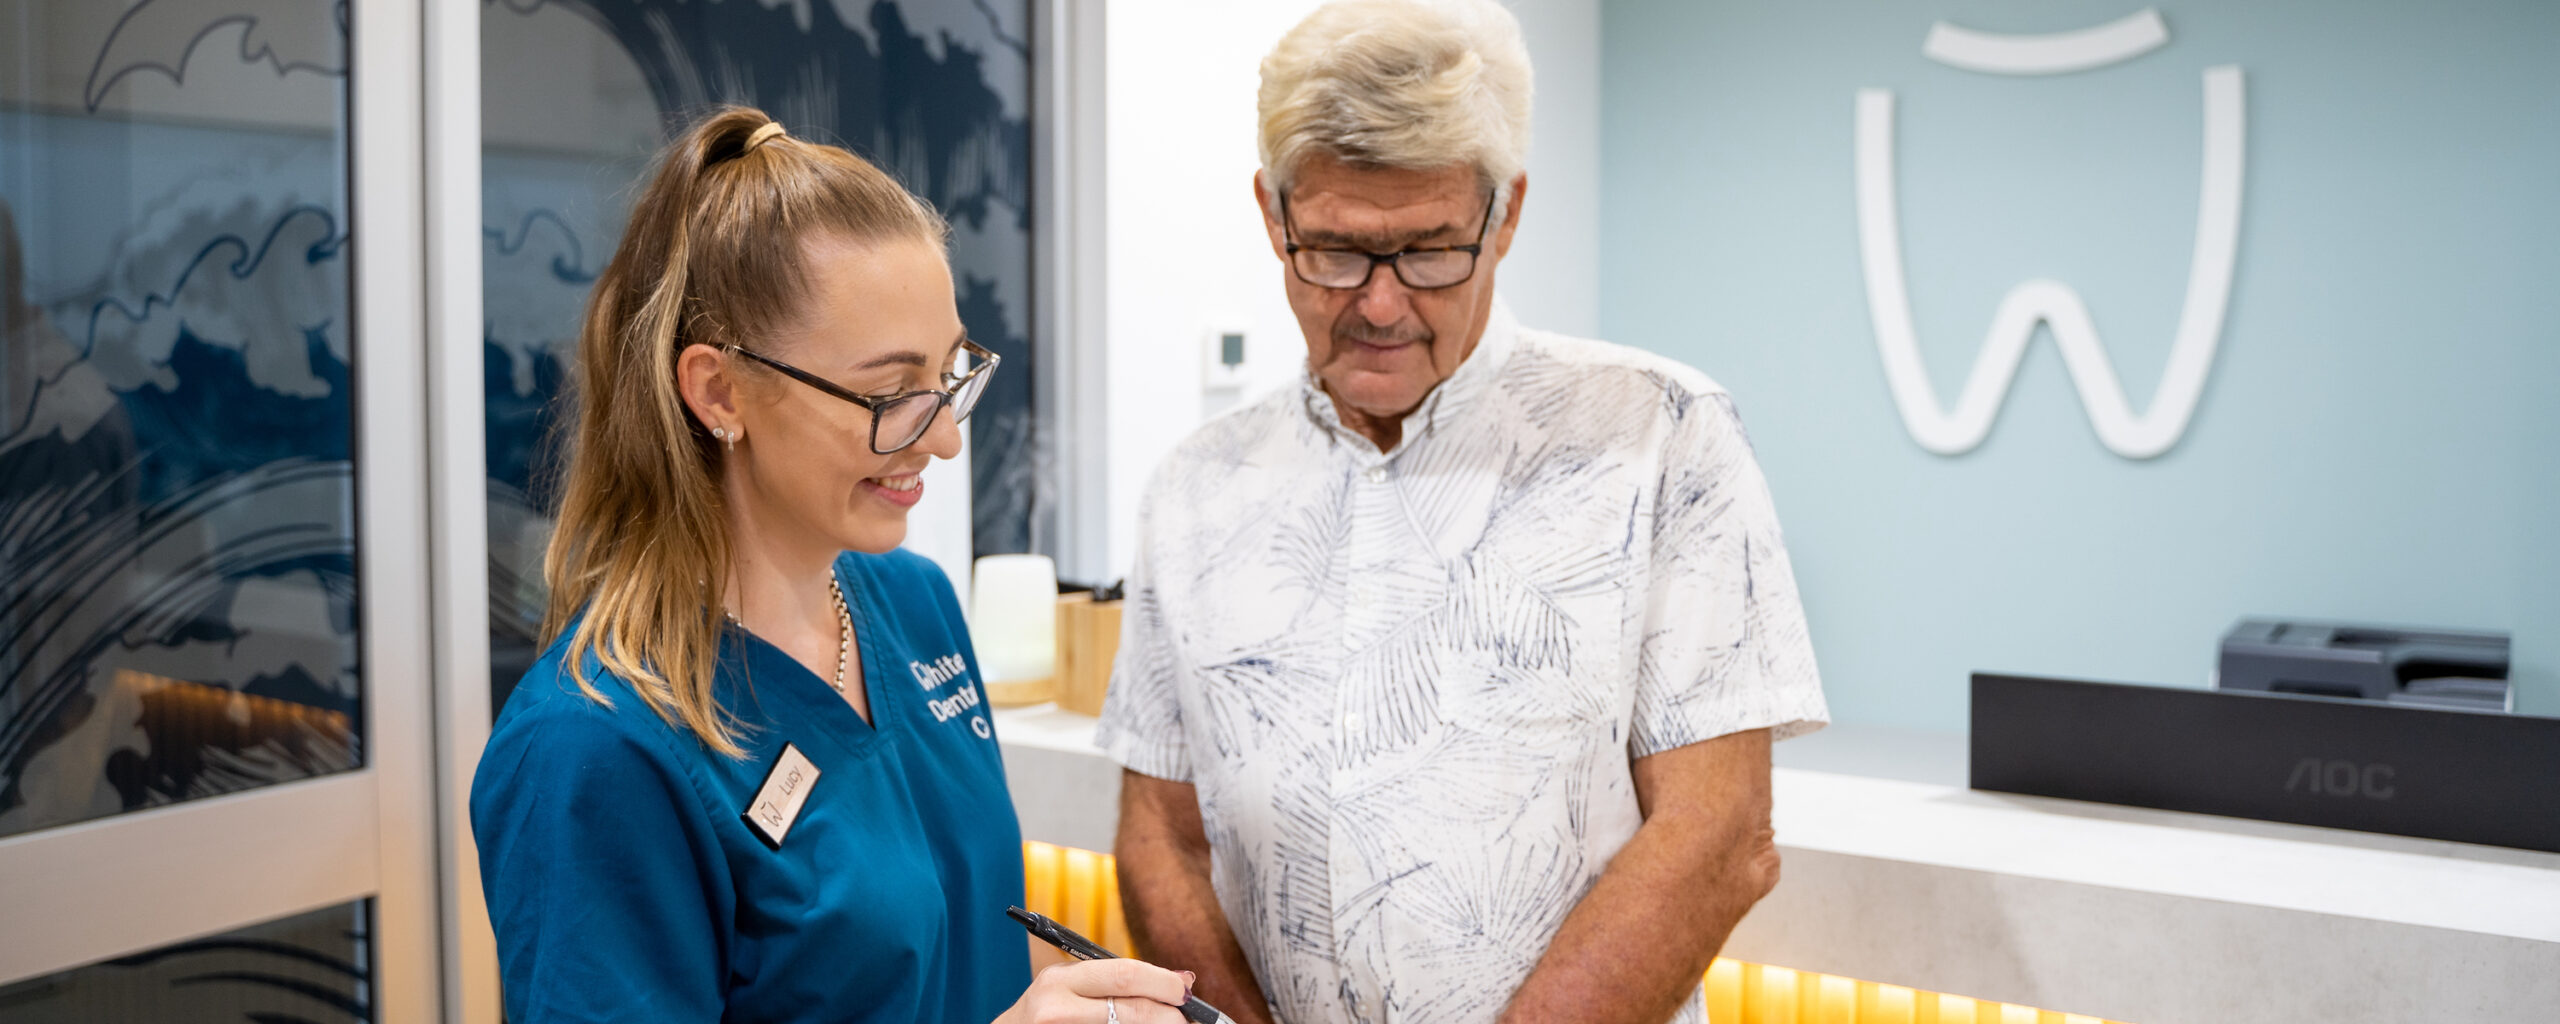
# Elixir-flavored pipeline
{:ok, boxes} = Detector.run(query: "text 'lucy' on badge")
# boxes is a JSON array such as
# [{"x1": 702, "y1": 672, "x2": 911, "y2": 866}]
[{"x1": 741, "y1": 743, "x2": 821, "y2": 849}]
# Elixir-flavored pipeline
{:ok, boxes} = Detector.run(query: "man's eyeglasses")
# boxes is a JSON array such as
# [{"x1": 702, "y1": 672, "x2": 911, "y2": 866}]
[
  {"x1": 1280, "y1": 189, "x2": 1496, "y2": 290},
  {"x1": 725, "y1": 339, "x2": 999, "y2": 455}
]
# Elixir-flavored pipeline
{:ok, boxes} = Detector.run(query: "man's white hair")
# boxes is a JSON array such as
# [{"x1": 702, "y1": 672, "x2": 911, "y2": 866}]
[{"x1": 1257, "y1": 0, "x2": 1534, "y2": 211}]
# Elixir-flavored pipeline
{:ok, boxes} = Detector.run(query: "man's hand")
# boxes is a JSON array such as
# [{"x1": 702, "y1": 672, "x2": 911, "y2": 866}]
[
  {"x1": 1115, "y1": 770, "x2": 1277, "y2": 1024},
  {"x1": 1495, "y1": 728, "x2": 1778, "y2": 1024}
]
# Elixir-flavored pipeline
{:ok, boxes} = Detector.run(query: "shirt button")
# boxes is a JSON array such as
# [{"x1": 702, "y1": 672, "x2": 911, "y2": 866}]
[
  {"x1": 1341, "y1": 712, "x2": 1362, "y2": 732},
  {"x1": 1364, "y1": 466, "x2": 1387, "y2": 484}
]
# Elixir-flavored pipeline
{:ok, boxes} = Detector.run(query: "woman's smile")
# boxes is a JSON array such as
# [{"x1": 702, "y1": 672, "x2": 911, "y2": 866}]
[{"x1": 861, "y1": 473, "x2": 924, "y2": 508}]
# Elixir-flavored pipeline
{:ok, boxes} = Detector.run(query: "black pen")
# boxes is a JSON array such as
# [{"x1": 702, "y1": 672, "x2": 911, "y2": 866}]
[{"x1": 1007, "y1": 905, "x2": 1234, "y2": 1024}]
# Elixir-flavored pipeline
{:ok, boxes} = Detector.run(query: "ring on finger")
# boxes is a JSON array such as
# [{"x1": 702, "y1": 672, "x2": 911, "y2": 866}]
[{"x1": 1105, "y1": 997, "x2": 1119, "y2": 1024}]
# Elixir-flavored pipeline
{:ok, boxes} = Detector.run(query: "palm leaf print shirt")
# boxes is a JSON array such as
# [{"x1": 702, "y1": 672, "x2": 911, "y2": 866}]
[{"x1": 1096, "y1": 302, "x2": 1830, "y2": 1024}]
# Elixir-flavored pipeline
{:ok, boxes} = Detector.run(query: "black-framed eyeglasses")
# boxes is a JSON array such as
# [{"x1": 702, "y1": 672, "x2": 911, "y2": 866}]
[
  {"x1": 725, "y1": 338, "x2": 1000, "y2": 454},
  {"x1": 1280, "y1": 189, "x2": 1496, "y2": 290}
]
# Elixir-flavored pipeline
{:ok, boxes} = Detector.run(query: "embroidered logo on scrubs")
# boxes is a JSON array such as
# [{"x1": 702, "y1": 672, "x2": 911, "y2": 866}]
[
  {"x1": 742, "y1": 743, "x2": 820, "y2": 850},
  {"x1": 911, "y1": 652, "x2": 991, "y2": 738},
  {"x1": 912, "y1": 653, "x2": 967, "y2": 689}
]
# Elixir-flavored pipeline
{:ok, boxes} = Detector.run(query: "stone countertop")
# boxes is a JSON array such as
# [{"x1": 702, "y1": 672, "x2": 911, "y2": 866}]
[{"x1": 992, "y1": 706, "x2": 2560, "y2": 1023}]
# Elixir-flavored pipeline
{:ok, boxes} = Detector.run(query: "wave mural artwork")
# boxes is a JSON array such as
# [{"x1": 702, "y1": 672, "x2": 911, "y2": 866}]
[{"x1": 1, "y1": 0, "x2": 360, "y2": 845}]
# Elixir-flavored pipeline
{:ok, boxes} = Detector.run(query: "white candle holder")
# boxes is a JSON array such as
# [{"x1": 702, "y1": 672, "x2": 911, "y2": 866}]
[{"x1": 970, "y1": 554, "x2": 1057, "y2": 706}]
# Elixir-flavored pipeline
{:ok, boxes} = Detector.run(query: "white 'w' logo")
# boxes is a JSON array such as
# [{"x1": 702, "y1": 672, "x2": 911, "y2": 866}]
[{"x1": 1855, "y1": 9, "x2": 2243, "y2": 459}]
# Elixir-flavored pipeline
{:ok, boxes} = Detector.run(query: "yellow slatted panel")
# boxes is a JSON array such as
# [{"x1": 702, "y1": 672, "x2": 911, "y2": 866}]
[
  {"x1": 1867, "y1": 981, "x2": 1918, "y2": 1023},
  {"x1": 1021, "y1": 840, "x2": 1137, "y2": 957},
  {"x1": 1062, "y1": 844, "x2": 1102, "y2": 938},
  {"x1": 1812, "y1": 967, "x2": 1853, "y2": 1024},
  {"x1": 1022, "y1": 840, "x2": 1059, "y2": 929},
  {"x1": 1024, "y1": 843, "x2": 2134, "y2": 1023},
  {"x1": 1094, "y1": 850, "x2": 1132, "y2": 955},
  {"x1": 1796, "y1": 966, "x2": 1825, "y2": 1023},
  {"x1": 1747, "y1": 963, "x2": 1791, "y2": 1023},
  {"x1": 1708, "y1": 957, "x2": 1747, "y2": 1023}
]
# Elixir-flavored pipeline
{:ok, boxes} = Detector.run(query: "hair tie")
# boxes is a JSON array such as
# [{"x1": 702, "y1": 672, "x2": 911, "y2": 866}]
[{"x1": 745, "y1": 121, "x2": 788, "y2": 152}]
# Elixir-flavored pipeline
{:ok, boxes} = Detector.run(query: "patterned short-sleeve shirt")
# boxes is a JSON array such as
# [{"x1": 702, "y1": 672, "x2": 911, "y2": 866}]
[{"x1": 1096, "y1": 302, "x2": 1829, "y2": 1024}]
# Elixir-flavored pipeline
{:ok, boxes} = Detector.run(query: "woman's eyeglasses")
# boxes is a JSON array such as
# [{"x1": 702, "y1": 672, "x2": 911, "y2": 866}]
[{"x1": 724, "y1": 339, "x2": 999, "y2": 455}]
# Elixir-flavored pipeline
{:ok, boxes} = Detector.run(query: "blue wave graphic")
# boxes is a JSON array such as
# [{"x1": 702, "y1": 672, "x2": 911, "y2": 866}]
[
  {"x1": 4, "y1": 192, "x2": 355, "y2": 836},
  {"x1": 84, "y1": 0, "x2": 351, "y2": 111},
  {"x1": 81, "y1": 204, "x2": 345, "y2": 362},
  {"x1": 486, "y1": 208, "x2": 598, "y2": 285}
]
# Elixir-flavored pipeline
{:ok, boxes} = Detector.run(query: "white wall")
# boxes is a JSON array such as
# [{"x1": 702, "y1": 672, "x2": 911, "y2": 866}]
[
  {"x1": 1097, "y1": 0, "x2": 1601, "y2": 577},
  {"x1": 1501, "y1": 0, "x2": 1601, "y2": 340}
]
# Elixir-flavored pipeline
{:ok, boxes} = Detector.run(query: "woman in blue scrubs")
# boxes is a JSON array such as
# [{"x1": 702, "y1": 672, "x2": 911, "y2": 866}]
[{"x1": 470, "y1": 107, "x2": 1192, "y2": 1024}]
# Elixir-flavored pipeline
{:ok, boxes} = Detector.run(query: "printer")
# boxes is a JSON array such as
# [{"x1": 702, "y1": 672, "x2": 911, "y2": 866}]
[{"x1": 2217, "y1": 618, "x2": 2511, "y2": 713}]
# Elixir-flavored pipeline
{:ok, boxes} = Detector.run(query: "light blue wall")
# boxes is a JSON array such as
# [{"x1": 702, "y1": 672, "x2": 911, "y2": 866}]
[{"x1": 1598, "y1": 0, "x2": 2560, "y2": 731}]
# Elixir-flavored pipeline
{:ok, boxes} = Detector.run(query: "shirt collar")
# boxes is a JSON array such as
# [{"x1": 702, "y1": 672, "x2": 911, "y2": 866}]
[{"x1": 1299, "y1": 297, "x2": 1520, "y2": 456}]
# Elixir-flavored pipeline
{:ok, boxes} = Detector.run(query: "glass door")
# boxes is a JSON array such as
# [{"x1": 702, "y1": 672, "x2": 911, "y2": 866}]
[{"x1": 0, "y1": 0, "x2": 447, "y2": 1018}]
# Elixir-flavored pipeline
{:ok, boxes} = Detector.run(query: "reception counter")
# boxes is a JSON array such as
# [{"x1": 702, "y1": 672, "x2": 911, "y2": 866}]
[{"x1": 992, "y1": 706, "x2": 2560, "y2": 1024}]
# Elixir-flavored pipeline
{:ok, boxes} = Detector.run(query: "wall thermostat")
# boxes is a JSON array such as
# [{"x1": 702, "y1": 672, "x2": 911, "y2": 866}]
[{"x1": 1203, "y1": 327, "x2": 1249, "y2": 392}]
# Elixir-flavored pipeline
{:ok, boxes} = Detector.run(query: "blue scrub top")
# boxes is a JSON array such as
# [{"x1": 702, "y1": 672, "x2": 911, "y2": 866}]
[{"x1": 472, "y1": 549, "x2": 1028, "y2": 1024}]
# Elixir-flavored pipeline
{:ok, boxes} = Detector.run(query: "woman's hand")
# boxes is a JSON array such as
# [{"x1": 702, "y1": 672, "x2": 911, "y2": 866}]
[{"x1": 994, "y1": 958, "x2": 1196, "y2": 1024}]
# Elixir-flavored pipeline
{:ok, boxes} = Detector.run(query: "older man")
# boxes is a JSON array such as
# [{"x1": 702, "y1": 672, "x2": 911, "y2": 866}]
[{"x1": 1096, "y1": 2, "x2": 1828, "y2": 1022}]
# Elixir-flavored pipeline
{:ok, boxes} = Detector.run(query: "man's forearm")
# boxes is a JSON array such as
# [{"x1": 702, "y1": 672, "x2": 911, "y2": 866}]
[
  {"x1": 1497, "y1": 730, "x2": 1779, "y2": 1024},
  {"x1": 1116, "y1": 771, "x2": 1277, "y2": 1024}
]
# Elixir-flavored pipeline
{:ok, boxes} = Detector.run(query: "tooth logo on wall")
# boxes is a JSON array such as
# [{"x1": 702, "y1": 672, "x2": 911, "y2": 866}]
[{"x1": 1855, "y1": 9, "x2": 2242, "y2": 459}]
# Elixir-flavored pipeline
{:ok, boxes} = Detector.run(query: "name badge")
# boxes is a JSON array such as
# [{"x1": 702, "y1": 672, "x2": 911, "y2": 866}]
[{"x1": 741, "y1": 743, "x2": 820, "y2": 850}]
